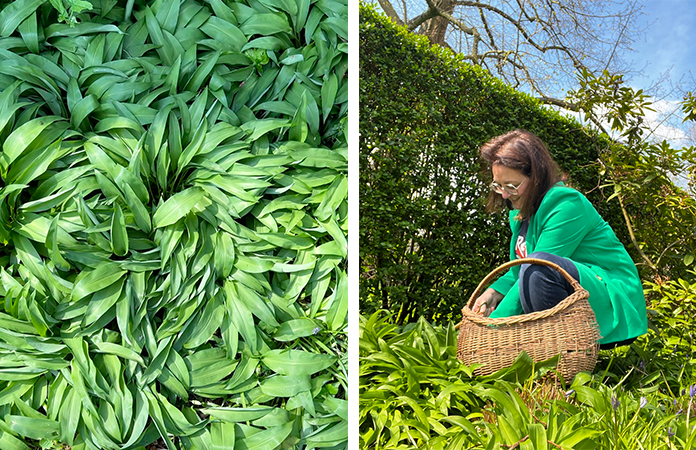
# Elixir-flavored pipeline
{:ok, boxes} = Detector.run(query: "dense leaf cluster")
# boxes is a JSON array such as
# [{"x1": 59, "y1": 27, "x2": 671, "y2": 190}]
[
  {"x1": 360, "y1": 311, "x2": 696, "y2": 449},
  {"x1": 0, "y1": 0, "x2": 347, "y2": 449},
  {"x1": 359, "y1": 3, "x2": 629, "y2": 324}
]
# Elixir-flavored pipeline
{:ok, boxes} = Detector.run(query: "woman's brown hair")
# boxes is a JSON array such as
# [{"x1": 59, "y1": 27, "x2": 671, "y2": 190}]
[{"x1": 480, "y1": 129, "x2": 564, "y2": 220}]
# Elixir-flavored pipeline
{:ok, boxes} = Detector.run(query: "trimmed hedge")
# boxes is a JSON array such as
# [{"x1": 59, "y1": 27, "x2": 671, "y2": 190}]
[{"x1": 359, "y1": 3, "x2": 629, "y2": 323}]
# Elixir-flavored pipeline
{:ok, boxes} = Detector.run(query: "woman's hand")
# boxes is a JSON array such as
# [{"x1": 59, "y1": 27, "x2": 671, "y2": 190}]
[{"x1": 470, "y1": 288, "x2": 504, "y2": 317}]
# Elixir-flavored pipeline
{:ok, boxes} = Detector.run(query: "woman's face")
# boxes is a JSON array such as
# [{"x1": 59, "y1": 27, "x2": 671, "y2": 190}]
[{"x1": 491, "y1": 164, "x2": 529, "y2": 210}]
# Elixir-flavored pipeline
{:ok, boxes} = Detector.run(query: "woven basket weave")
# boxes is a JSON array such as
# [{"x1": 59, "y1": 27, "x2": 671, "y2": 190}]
[{"x1": 457, "y1": 258, "x2": 601, "y2": 381}]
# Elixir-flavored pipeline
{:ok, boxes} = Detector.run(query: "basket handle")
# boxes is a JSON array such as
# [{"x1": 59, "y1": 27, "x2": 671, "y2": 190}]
[{"x1": 465, "y1": 257, "x2": 584, "y2": 311}]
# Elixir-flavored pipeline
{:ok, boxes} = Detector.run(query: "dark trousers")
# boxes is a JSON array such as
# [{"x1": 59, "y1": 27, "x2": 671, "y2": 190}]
[
  {"x1": 519, "y1": 251, "x2": 580, "y2": 314},
  {"x1": 519, "y1": 251, "x2": 635, "y2": 350}
]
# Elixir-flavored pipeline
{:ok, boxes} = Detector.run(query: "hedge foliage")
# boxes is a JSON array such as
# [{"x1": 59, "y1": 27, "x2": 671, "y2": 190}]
[
  {"x1": 0, "y1": 0, "x2": 347, "y2": 449},
  {"x1": 359, "y1": 3, "x2": 630, "y2": 324}
]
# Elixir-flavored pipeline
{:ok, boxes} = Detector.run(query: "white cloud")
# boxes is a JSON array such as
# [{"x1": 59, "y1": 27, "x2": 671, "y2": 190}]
[{"x1": 642, "y1": 98, "x2": 689, "y2": 146}]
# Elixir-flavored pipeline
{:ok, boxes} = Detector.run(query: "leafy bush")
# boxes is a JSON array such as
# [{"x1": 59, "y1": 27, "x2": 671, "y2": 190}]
[
  {"x1": 360, "y1": 312, "x2": 696, "y2": 450},
  {"x1": 359, "y1": 2, "x2": 630, "y2": 324},
  {"x1": 568, "y1": 68, "x2": 696, "y2": 279},
  {"x1": 595, "y1": 276, "x2": 696, "y2": 397},
  {"x1": 0, "y1": 0, "x2": 347, "y2": 448}
]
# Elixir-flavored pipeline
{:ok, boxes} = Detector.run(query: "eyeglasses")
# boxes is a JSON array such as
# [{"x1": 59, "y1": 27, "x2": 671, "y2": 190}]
[{"x1": 490, "y1": 178, "x2": 527, "y2": 195}]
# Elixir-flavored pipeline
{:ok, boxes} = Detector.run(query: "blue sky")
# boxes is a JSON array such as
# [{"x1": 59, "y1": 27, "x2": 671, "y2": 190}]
[
  {"x1": 626, "y1": 0, "x2": 696, "y2": 94},
  {"x1": 606, "y1": 1, "x2": 696, "y2": 146}
]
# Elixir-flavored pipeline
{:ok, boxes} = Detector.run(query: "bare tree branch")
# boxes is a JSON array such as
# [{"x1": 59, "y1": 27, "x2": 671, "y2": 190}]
[
  {"x1": 377, "y1": 0, "x2": 405, "y2": 25},
  {"x1": 372, "y1": 0, "x2": 645, "y2": 101},
  {"x1": 538, "y1": 97, "x2": 579, "y2": 110},
  {"x1": 407, "y1": 0, "x2": 440, "y2": 30},
  {"x1": 455, "y1": 1, "x2": 586, "y2": 70}
]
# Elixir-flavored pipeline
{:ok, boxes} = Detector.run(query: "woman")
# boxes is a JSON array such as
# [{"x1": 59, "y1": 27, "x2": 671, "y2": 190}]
[{"x1": 471, "y1": 129, "x2": 647, "y2": 348}]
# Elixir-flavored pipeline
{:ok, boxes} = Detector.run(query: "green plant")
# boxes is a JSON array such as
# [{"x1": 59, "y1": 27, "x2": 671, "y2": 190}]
[
  {"x1": 48, "y1": 0, "x2": 94, "y2": 26},
  {"x1": 360, "y1": 312, "x2": 693, "y2": 450},
  {"x1": 567, "y1": 69, "x2": 696, "y2": 279},
  {"x1": 594, "y1": 276, "x2": 696, "y2": 400},
  {"x1": 0, "y1": 0, "x2": 348, "y2": 448}
]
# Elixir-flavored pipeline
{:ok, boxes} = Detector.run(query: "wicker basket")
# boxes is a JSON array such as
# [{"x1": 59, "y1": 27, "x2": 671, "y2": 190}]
[{"x1": 457, "y1": 258, "x2": 601, "y2": 381}]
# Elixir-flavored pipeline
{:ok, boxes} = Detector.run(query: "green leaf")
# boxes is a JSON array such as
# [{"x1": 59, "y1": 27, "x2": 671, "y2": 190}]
[
  {"x1": 322, "y1": 17, "x2": 348, "y2": 40},
  {"x1": 0, "y1": 0, "x2": 47, "y2": 37},
  {"x1": 262, "y1": 349, "x2": 336, "y2": 376},
  {"x1": 9, "y1": 139, "x2": 71, "y2": 186},
  {"x1": 305, "y1": 421, "x2": 347, "y2": 448},
  {"x1": 235, "y1": 281, "x2": 279, "y2": 327},
  {"x1": 121, "y1": 389, "x2": 150, "y2": 448},
  {"x1": 45, "y1": 22, "x2": 122, "y2": 38},
  {"x1": 71, "y1": 94, "x2": 99, "y2": 128},
  {"x1": 528, "y1": 423, "x2": 547, "y2": 449},
  {"x1": 235, "y1": 255, "x2": 275, "y2": 273},
  {"x1": 58, "y1": 388, "x2": 81, "y2": 445},
  {"x1": 318, "y1": 216, "x2": 347, "y2": 257},
  {"x1": 273, "y1": 317, "x2": 319, "y2": 341},
  {"x1": 122, "y1": 183, "x2": 152, "y2": 233},
  {"x1": 314, "y1": 174, "x2": 347, "y2": 221},
  {"x1": 93, "y1": 341, "x2": 145, "y2": 366},
  {"x1": 83, "y1": 278, "x2": 124, "y2": 326},
  {"x1": 241, "y1": 118, "x2": 291, "y2": 141},
  {"x1": 326, "y1": 268, "x2": 347, "y2": 331},
  {"x1": 141, "y1": 336, "x2": 174, "y2": 386},
  {"x1": 0, "y1": 431, "x2": 31, "y2": 450},
  {"x1": 225, "y1": 353, "x2": 258, "y2": 389},
  {"x1": 210, "y1": 421, "x2": 236, "y2": 449},
  {"x1": 189, "y1": 357, "x2": 238, "y2": 389},
  {"x1": 71, "y1": 262, "x2": 126, "y2": 301},
  {"x1": 257, "y1": 232, "x2": 315, "y2": 250},
  {"x1": 200, "y1": 16, "x2": 247, "y2": 52},
  {"x1": 321, "y1": 72, "x2": 338, "y2": 121},
  {"x1": 6, "y1": 416, "x2": 59, "y2": 440},
  {"x1": 182, "y1": 293, "x2": 225, "y2": 349},
  {"x1": 225, "y1": 281, "x2": 258, "y2": 352},
  {"x1": 153, "y1": 187, "x2": 209, "y2": 228},
  {"x1": 18, "y1": 11, "x2": 39, "y2": 54},
  {"x1": 236, "y1": 421, "x2": 293, "y2": 450},
  {"x1": 557, "y1": 427, "x2": 602, "y2": 447},
  {"x1": 111, "y1": 202, "x2": 129, "y2": 256},
  {"x1": 202, "y1": 406, "x2": 274, "y2": 423},
  {"x1": 47, "y1": 214, "x2": 71, "y2": 271},
  {"x1": 260, "y1": 374, "x2": 311, "y2": 397},
  {"x1": 259, "y1": 0, "x2": 298, "y2": 16},
  {"x1": 185, "y1": 50, "x2": 220, "y2": 92},
  {"x1": 154, "y1": 0, "x2": 180, "y2": 33},
  {"x1": 1, "y1": 116, "x2": 64, "y2": 170},
  {"x1": 239, "y1": 14, "x2": 292, "y2": 36}
]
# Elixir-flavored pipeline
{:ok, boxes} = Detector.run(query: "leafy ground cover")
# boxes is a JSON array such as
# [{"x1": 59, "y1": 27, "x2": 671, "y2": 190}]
[
  {"x1": 0, "y1": 0, "x2": 347, "y2": 449},
  {"x1": 360, "y1": 284, "x2": 696, "y2": 450}
]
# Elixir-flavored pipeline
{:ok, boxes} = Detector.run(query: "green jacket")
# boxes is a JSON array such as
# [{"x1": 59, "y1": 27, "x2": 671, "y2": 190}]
[{"x1": 489, "y1": 184, "x2": 647, "y2": 344}]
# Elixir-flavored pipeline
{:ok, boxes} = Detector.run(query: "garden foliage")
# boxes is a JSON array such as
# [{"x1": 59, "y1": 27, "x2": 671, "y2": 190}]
[
  {"x1": 360, "y1": 311, "x2": 696, "y2": 450},
  {"x1": 0, "y1": 0, "x2": 347, "y2": 448},
  {"x1": 359, "y1": 3, "x2": 629, "y2": 324},
  {"x1": 568, "y1": 68, "x2": 696, "y2": 278}
]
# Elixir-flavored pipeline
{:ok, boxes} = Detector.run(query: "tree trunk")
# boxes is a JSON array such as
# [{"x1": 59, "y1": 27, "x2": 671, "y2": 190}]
[{"x1": 419, "y1": 0, "x2": 456, "y2": 49}]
